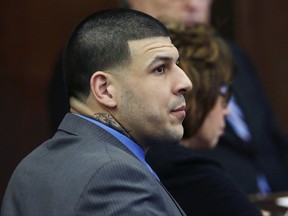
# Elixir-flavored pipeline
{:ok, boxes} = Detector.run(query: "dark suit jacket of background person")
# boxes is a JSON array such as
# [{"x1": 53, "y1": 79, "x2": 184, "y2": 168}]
[
  {"x1": 146, "y1": 143, "x2": 262, "y2": 216},
  {"x1": 1, "y1": 113, "x2": 186, "y2": 216},
  {"x1": 202, "y1": 41, "x2": 288, "y2": 194}
]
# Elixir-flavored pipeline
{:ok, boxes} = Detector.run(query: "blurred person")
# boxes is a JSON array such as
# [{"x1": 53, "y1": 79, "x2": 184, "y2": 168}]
[
  {"x1": 124, "y1": 0, "x2": 212, "y2": 26},
  {"x1": 1, "y1": 9, "x2": 192, "y2": 216},
  {"x1": 124, "y1": 0, "x2": 288, "y2": 195},
  {"x1": 146, "y1": 22, "x2": 262, "y2": 216}
]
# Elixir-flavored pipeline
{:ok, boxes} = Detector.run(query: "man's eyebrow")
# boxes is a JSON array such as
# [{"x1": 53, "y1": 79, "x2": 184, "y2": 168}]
[{"x1": 148, "y1": 55, "x2": 177, "y2": 67}]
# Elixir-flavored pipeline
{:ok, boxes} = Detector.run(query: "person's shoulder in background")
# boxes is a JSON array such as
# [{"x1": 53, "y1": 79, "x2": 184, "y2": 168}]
[{"x1": 146, "y1": 143, "x2": 262, "y2": 216}]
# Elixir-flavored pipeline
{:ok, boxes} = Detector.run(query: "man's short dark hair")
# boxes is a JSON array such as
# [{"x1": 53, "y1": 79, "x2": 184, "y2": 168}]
[{"x1": 63, "y1": 9, "x2": 169, "y2": 101}]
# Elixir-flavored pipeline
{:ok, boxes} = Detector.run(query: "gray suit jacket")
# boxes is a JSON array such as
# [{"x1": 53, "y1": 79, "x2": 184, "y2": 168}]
[{"x1": 1, "y1": 113, "x2": 186, "y2": 216}]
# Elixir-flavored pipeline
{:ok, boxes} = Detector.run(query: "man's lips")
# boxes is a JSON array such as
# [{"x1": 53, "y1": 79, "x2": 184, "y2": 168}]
[
  {"x1": 171, "y1": 104, "x2": 186, "y2": 120},
  {"x1": 172, "y1": 105, "x2": 186, "y2": 112}
]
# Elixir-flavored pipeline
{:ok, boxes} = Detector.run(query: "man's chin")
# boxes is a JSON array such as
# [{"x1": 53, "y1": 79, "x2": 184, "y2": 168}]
[{"x1": 170, "y1": 126, "x2": 184, "y2": 144}]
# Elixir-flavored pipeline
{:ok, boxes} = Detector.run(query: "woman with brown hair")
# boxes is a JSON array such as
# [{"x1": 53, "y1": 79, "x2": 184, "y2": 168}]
[
  {"x1": 146, "y1": 23, "x2": 263, "y2": 216},
  {"x1": 171, "y1": 23, "x2": 233, "y2": 150}
]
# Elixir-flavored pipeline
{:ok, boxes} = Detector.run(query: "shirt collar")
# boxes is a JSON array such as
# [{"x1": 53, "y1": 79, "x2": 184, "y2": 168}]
[{"x1": 74, "y1": 114, "x2": 159, "y2": 180}]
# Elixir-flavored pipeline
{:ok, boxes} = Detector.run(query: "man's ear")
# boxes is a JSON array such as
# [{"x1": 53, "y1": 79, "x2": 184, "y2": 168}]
[{"x1": 90, "y1": 71, "x2": 117, "y2": 108}]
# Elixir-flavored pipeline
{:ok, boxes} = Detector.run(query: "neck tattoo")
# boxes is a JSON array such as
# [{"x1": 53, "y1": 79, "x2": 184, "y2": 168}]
[{"x1": 91, "y1": 113, "x2": 131, "y2": 138}]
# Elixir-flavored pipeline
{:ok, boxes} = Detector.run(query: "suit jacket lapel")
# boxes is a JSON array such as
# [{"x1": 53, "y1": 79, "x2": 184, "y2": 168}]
[{"x1": 157, "y1": 180, "x2": 187, "y2": 216}]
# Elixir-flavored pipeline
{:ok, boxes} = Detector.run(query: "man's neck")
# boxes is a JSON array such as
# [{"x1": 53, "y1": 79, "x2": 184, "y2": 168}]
[
  {"x1": 91, "y1": 113, "x2": 131, "y2": 138},
  {"x1": 69, "y1": 97, "x2": 132, "y2": 141}
]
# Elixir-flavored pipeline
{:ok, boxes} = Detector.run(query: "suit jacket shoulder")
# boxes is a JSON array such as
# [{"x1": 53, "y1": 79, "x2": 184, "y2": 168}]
[{"x1": 1, "y1": 114, "x2": 185, "y2": 216}]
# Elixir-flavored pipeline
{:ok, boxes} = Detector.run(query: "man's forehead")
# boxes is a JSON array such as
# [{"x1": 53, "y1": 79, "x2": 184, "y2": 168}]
[{"x1": 128, "y1": 36, "x2": 178, "y2": 58}]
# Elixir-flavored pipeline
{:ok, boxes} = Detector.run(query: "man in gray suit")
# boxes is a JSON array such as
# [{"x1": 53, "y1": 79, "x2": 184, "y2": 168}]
[{"x1": 1, "y1": 9, "x2": 192, "y2": 216}]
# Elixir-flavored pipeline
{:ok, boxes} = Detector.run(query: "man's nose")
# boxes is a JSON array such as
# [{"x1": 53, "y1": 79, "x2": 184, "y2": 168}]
[{"x1": 176, "y1": 68, "x2": 193, "y2": 95}]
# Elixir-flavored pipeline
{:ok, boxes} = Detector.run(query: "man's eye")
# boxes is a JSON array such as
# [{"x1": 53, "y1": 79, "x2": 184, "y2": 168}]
[{"x1": 154, "y1": 65, "x2": 165, "y2": 73}]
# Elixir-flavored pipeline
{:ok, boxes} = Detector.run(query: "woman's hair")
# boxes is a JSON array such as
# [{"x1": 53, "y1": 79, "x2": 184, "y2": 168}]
[{"x1": 166, "y1": 22, "x2": 234, "y2": 138}]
